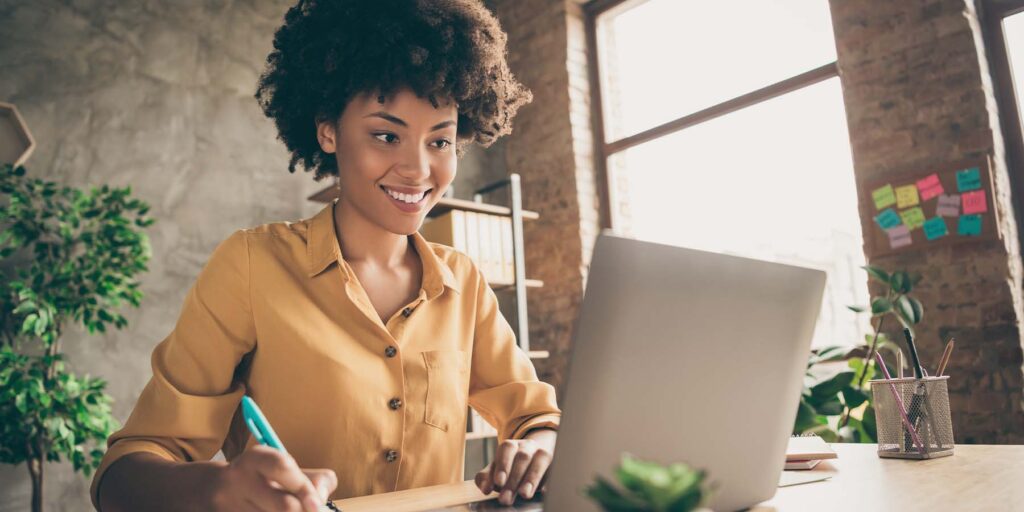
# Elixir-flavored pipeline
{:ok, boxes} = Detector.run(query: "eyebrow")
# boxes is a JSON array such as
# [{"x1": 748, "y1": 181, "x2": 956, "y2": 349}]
[{"x1": 364, "y1": 111, "x2": 456, "y2": 131}]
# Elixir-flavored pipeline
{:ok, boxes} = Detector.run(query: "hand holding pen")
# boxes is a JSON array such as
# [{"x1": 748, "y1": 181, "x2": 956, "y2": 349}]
[{"x1": 208, "y1": 395, "x2": 337, "y2": 512}]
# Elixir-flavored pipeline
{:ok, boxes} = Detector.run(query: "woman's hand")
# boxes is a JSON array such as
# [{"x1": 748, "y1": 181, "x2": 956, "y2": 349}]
[
  {"x1": 474, "y1": 428, "x2": 557, "y2": 506},
  {"x1": 210, "y1": 445, "x2": 338, "y2": 512}
]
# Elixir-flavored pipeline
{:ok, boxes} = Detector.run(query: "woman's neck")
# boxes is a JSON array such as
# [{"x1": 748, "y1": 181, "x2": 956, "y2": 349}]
[{"x1": 333, "y1": 197, "x2": 412, "y2": 268}]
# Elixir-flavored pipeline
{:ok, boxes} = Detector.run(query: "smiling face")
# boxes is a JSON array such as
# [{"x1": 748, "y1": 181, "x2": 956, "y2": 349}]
[{"x1": 317, "y1": 88, "x2": 458, "y2": 235}]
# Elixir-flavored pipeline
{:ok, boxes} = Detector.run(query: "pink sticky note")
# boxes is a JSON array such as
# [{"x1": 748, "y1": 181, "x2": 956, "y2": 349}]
[
  {"x1": 962, "y1": 190, "x2": 988, "y2": 215},
  {"x1": 887, "y1": 224, "x2": 912, "y2": 249},
  {"x1": 916, "y1": 173, "x2": 944, "y2": 201}
]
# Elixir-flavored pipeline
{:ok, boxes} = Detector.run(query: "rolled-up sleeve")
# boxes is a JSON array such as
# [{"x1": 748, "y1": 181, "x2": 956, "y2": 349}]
[
  {"x1": 466, "y1": 267, "x2": 561, "y2": 443},
  {"x1": 90, "y1": 229, "x2": 256, "y2": 508}
]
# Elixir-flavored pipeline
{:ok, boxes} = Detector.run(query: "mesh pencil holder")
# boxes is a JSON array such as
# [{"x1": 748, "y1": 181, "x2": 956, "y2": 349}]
[{"x1": 869, "y1": 376, "x2": 954, "y2": 459}]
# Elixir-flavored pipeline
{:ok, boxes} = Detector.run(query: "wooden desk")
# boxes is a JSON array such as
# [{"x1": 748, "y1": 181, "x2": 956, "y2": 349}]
[{"x1": 332, "y1": 444, "x2": 1024, "y2": 511}]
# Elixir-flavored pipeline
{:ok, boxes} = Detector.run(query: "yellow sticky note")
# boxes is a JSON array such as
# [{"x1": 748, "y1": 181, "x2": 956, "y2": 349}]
[
  {"x1": 899, "y1": 207, "x2": 926, "y2": 230},
  {"x1": 895, "y1": 185, "x2": 920, "y2": 208}
]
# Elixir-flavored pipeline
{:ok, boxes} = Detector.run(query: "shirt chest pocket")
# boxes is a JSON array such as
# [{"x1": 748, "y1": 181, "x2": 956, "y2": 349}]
[{"x1": 421, "y1": 350, "x2": 469, "y2": 432}]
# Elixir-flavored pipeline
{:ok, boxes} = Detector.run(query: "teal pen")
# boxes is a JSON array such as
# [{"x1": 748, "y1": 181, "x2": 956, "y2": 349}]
[
  {"x1": 241, "y1": 395, "x2": 286, "y2": 451},
  {"x1": 241, "y1": 395, "x2": 340, "y2": 511}
]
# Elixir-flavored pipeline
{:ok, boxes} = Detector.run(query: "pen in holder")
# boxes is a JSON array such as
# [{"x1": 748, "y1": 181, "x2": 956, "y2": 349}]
[{"x1": 870, "y1": 376, "x2": 955, "y2": 459}]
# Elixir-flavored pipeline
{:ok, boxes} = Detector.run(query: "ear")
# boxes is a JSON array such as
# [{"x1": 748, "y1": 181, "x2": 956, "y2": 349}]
[{"x1": 316, "y1": 118, "x2": 338, "y2": 154}]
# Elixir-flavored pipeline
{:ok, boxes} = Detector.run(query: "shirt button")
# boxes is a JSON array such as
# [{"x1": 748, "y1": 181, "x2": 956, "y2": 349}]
[
  {"x1": 384, "y1": 346, "x2": 397, "y2": 358},
  {"x1": 385, "y1": 449, "x2": 399, "y2": 463},
  {"x1": 388, "y1": 398, "x2": 403, "y2": 410},
  {"x1": 401, "y1": 307, "x2": 413, "y2": 318}
]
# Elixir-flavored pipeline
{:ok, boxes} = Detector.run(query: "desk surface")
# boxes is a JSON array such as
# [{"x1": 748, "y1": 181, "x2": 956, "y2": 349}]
[{"x1": 333, "y1": 443, "x2": 1024, "y2": 511}]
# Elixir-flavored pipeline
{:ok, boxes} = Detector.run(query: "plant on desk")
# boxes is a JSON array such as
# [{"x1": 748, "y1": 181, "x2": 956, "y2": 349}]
[
  {"x1": 585, "y1": 453, "x2": 710, "y2": 512},
  {"x1": 0, "y1": 163, "x2": 154, "y2": 512},
  {"x1": 794, "y1": 266, "x2": 922, "y2": 443}
]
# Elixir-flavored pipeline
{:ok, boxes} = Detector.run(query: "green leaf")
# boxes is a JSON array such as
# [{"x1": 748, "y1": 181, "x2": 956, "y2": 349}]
[
  {"x1": 811, "y1": 371, "x2": 856, "y2": 401},
  {"x1": 585, "y1": 476, "x2": 648, "y2": 511},
  {"x1": 890, "y1": 271, "x2": 912, "y2": 293},
  {"x1": 808, "y1": 345, "x2": 850, "y2": 366},
  {"x1": 847, "y1": 305, "x2": 866, "y2": 313},
  {"x1": 863, "y1": 265, "x2": 890, "y2": 285},
  {"x1": 841, "y1": 386, "x2": 869, "y2": 409},
  {"x1": 895, "y1": 295, "x2": 923, "y2": 325},
  {"x1": 870, "y1": 297, "x2": 892, "y2": 315},
  {"x1": 815, "y1": 397, "x2": 844, "y2": 416},
  {"x1": 862, "y1": 404, "x2": 878, "y2": 441},
  {"x1": 20, "y1": 313, "x2": 38, "y2": 334},
  {"x1": 794, "y1": 398, "x2": 818, "y2": 434}
]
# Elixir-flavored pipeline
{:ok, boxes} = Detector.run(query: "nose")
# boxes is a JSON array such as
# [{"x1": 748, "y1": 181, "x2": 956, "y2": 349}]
[{"x1": 395, "y1": 143, "x2": 431, "y2": 181}]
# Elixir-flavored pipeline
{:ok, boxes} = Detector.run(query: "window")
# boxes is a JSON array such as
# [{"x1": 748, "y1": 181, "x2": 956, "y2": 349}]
[
  {"x1": 588, "y1": 0, "x2": 870, "y2": 347},
  {"x1": 1008, "y1": 13, "x2": 1024, "y2": 87}
]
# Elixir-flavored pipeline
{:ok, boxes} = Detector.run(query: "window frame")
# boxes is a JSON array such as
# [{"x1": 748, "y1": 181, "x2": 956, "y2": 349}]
[
  {"x1": 979, "y1": 0, "x2": 1024, "y2": 254},
  {"x1": 582, "y1": 0, "x2": 840, "y2": 230}
]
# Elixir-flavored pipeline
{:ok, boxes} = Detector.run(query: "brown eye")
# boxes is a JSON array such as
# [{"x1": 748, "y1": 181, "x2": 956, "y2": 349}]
[
  {"x1": 433, "y1": 139, "x2": 452, "y2": 150},
  {"x1": 373, "y1": 133, "x2": 398, "y2": 143}
]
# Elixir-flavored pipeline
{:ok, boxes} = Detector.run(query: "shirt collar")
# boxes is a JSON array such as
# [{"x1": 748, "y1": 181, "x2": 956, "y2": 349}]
[{"x1": 306, "y1": 200, "x2": 460, "y2": 297}]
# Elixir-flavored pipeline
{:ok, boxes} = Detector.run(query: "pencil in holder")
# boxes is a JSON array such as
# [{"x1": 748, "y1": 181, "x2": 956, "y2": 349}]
[{"x1": 869, "y1": 376, "x2": 954, "y2": 459}]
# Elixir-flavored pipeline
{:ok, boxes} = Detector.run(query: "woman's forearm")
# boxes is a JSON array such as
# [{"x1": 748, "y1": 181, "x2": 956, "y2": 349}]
[{"x1": 97, "y1": 452, "x2": 227, "y2": 512}]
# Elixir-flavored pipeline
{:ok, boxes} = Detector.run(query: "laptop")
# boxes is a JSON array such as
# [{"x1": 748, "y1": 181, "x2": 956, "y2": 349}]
[{"x1": 539, "y1": 233, "x2": 826, "y2": 511}]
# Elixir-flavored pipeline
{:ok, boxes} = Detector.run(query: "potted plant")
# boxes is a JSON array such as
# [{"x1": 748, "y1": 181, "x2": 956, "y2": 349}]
[
  {"x1": 0, "y1": 163, "x2": 154, "y2": 512},
  {"x1": 794, "y1": 265, "x2": 922, "y2": 442},
  {"x1": 585, "y1": 453, "x2": 711, "y2": 512}
]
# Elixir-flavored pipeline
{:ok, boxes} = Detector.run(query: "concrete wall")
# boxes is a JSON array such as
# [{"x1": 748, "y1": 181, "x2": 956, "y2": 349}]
[{"x1": 0, "y1": 0, "x2": 502, "y2": 509}]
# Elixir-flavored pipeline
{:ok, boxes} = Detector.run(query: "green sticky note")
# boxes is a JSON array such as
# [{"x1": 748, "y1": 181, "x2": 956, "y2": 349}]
[
  {"x1": 875, "y1": 208, "x2": 902, "y2": 229},
  {"x1": 872, "y1": 184, "x2": 897, "y2": 210},
  {"x1": 899, "y1": 207, "x2": 926, "y2": 230},
  {"x1": 957, "y1": 167, "x2": 981, "y2": 192},
  {"x1": 958, "y1": 214, "x2": 982, "y2": 236},
  {"x1": 923, "y1": 217, "x2": 948, "y2": 241}
]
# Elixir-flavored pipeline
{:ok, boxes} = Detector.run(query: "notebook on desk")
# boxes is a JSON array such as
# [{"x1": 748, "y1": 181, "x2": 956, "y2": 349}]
[
  {"x1": 786, "y1": 434, "x2": 837, "y2": 461},
  {"x1": 784, "y1": 435, "x2": 837, "y2": 470}
]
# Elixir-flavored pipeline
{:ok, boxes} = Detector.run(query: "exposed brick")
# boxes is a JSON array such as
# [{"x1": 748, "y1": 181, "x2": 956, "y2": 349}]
[{"x1": 831, "y1": 0, "x2": 1024, "y2": 442}]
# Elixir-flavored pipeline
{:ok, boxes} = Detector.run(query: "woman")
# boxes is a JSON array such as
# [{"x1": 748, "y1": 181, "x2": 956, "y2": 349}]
[{"x1": 90, "y1": 1, "x2": 561, "y2": 510}]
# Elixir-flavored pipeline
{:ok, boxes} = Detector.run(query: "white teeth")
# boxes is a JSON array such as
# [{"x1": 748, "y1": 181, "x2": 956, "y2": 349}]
[{"x1": 385, "y1": 187, "x2": 426, "y2": 203}]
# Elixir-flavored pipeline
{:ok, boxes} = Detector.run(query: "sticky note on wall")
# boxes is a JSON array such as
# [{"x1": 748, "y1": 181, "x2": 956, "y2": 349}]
[
  {"x1": 875, "y1": 208, "x2": 902, "y2": 229},
  {"x1": 936, "y1": 194, "x2": 960, "y2": 217},
  {"x1": 887, "y1": 224, "x2": 912, "y2": 249},
  {"x1": 958, "y1": 214, "x2": 982, "y2": 236},
  {"x1": 899, "y1": 207, "x2": 926, "y2": 229},
  {"x1": 916, "y1": 173, "x2": 944, "y2": 201},
  {"x1": 962, "y1": 190, "x2": 988, "y2": 215},
  {"x1": 957, "y1": 167, "x2": 981, "y2": 192},
  {"x1": 872, "y1": 184, "x2": 897, "y2": 210},
  {"x1": 923, "y1": 217, "x2": 949, "y2": 241},
  {"x1": 896, "y1": 185, "x2": 920, "y2": 208}
]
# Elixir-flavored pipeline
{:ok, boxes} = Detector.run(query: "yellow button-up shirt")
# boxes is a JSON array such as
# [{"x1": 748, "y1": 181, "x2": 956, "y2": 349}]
[{"x1": 90, "y1": 200, "x2": 561, "y2": 507}]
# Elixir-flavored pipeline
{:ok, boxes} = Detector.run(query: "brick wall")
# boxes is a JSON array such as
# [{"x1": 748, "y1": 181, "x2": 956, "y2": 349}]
[
  {"x1": 830, "y1": 0, "x2": 1024, "y2": 442},
  {"x1": 487, "y1": 0, "x2": 603, "y2": 395}
]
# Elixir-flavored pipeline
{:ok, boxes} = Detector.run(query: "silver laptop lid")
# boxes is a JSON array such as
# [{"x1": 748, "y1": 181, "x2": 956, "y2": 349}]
[{"x1": 543, "y1": 233, "x2": 825, "y2": 511}]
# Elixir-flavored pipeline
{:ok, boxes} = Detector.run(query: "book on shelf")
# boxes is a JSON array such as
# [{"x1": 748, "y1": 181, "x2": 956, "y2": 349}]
[
  {"x1": 500, "y1": 216, "x2": 514, "y2": 282},
  {"x1": 465, "y1": 211, "x2": 480, "y2": 268},
  {"x1": 418, "y1": 210, "x2": 466, "y2": 252},
  {"x1": 419, "y1": 210, "x2": 517, "y2": 285}
]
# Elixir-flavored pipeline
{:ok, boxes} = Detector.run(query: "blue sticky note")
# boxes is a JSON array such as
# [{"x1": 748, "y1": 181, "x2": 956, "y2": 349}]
[
  {"x1": 923, "y1": 217, "x2": 948, "y2": 241},
  {"x1": 958, "y1": 214, "x2": 982, "y2": 236},
  {"x1": 957, "y1": 167, "x2": 981, "y2": 192},
  {"x1": 875, "y1": 208, "x2": 902, "y2": 230}
]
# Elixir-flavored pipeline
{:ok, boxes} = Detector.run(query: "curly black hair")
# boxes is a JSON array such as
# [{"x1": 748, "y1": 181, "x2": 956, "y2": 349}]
[{"x1": 255, "y1": 0, "x2": 532, "y2": 181}]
